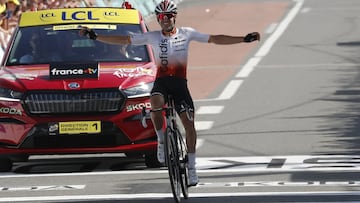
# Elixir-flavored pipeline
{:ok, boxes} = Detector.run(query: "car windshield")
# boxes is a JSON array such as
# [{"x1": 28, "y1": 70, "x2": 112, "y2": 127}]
[{"x1": 6, "y1": 24, "x2": 150, "y2": 65}]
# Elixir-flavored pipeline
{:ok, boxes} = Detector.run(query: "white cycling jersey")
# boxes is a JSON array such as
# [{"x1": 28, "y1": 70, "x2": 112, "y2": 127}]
[{"x1": 130, "y1": 27, "x2": 210, "y2": 79}]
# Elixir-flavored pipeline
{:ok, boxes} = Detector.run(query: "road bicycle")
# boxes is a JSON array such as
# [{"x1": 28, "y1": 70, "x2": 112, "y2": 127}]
[{"x1": 141, "y1": 95, "x2": 191, "y2": 202}]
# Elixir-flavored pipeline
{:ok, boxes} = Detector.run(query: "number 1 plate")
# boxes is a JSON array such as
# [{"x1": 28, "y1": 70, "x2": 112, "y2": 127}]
[{"x1": 58, "y1": 121, "x2": 101, "y2": 134}]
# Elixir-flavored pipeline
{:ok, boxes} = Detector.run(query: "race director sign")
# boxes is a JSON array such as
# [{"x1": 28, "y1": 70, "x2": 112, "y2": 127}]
[{"x1": 49, "y1": 63, "x2": 99, "y2": 79}]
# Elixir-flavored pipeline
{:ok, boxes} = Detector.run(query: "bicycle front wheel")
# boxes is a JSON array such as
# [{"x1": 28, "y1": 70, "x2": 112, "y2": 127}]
[
  {"x1": 176, "y1": 128, "x2": 189, "y2": 199},
  {"x1": 165, "y1": 127, "x2": 181, "y2": 202}
]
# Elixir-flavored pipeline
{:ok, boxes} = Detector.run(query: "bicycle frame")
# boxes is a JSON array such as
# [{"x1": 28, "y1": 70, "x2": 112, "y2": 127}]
[{"x1": 141, "y1": 95, "x2": 189, "y2": 202}]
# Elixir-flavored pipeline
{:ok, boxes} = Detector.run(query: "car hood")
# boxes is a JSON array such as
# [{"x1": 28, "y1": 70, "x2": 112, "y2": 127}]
[{"x1": 0, "y1": 62, "x2": 156, "y2": 91}]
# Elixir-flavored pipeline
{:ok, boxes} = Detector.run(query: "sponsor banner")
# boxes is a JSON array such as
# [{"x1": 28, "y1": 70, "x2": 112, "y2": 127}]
[
  {"x1": 0, "y1": 185, "x2": 85, "y2": 191},
  {"x1": 19, "y1": 8, "x2": 139, "y2": 27},
  {"x1": 114, "y1": 67, "x2": 154, "y2": 78},
  {"x1": 49, "y1": 63, "x2": 99, "y2": 79}
]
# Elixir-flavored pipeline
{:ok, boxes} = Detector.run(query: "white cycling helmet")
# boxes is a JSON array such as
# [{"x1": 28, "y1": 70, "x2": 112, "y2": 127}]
[{"x1": 155, "y1": 0, "x2": 177, "y2": 14}]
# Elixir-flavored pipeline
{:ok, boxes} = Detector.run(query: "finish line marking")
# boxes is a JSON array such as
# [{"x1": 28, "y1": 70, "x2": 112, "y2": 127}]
[
  {"x1": 0, "y1": 191, "x2": 359, "y2": 202},
  {"x1": 1, "y1": 155, "x2": 360, "y2": 178}
]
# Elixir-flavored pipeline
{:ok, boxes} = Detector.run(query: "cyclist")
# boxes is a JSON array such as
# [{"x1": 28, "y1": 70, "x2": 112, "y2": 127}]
[{"x1": 80, "y1": 0, "x2": 260, "y2": 186}]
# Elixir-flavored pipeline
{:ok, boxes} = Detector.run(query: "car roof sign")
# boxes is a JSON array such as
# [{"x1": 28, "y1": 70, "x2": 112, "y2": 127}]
[
  {"x1": 52, "y1": 24, "x2": 117, "y2": 31},
  {"x1": 19, "y1": 8, "x2": 140, "y2": 27}
]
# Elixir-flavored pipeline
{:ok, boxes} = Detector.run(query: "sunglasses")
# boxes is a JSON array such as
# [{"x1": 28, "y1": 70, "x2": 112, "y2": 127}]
[{"x1": 157, "y1": 13, "x2": 176, "y2": 20}]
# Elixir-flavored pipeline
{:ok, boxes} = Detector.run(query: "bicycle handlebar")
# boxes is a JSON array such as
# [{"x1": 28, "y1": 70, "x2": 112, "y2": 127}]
[
  {"x1": 140, "y1": 101, "x2": 193, "y2": 128},
  {"x1": 180, "y1": 101, "x2": 193, "y2": 122}
]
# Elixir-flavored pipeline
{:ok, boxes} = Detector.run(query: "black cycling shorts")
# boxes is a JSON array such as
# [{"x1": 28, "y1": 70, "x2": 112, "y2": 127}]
[{"x1": 151, "y1": 76, "x2": 194, "y2": 114}]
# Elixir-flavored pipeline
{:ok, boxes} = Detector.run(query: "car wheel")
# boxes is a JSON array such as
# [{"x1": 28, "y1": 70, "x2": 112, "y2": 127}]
[
  {"x1": 144, "y1": 152, "x2": 162, "y2": 168},
  {"x1": 0, "y1": 158, "x2": 13, "y2": 172}
]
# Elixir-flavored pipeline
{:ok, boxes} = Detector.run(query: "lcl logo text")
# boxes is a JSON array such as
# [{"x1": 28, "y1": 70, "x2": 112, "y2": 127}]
[
  {"x1": 61, "y1": 11, "x2": 100, "y2": 21},
  {"x1": 104, "y1": 11, "x2": 120, "y2": 17},
  {"x1": 41, "y1": 13, "x2": 55, "y2": 18},
  {"x1": 40, "y1": 12, "x2": 57, "y2": 21},
  {"x1": 40, "y1": 11, "x2": 120, "y2": 21}
]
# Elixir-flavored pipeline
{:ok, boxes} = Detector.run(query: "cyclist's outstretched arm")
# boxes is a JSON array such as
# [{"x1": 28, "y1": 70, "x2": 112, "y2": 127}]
[
  {"x1": 79, "y1": 27, "x2": 131, "y2": 45},
  {"x1": 96, "y1": 35, "x2": 131, "y2": 45},
  {"x1": 208, "y1": 32, "x2": 260, "y2": 45}
]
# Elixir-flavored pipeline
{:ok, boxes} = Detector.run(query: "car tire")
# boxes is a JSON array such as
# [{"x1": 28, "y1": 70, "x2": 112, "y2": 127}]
[
  {"x1": 144, "y1": 152, "x2": 162, "y2": 168},
  {"x1": 0, "y1": 158, "x2": 13, "y2": 172}
]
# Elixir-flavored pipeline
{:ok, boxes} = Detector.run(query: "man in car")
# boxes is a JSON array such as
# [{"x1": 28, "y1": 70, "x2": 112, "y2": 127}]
[{"x1": 80, "y1": 0, "x2": 260, "y2": 186}]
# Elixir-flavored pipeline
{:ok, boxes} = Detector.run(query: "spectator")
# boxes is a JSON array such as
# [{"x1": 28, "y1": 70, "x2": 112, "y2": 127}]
[
  {"x1": 20, "y1": 0, "x2": 28, "y2": 12},
  {"x1": 6, "y1": 0, "x2": 21, "y2": 32},
  {"x1": 0, "y1": 4, "x2": 9, "y2": 55},
  {"x1": 0, "y1": 0, "x2": 5, "y2": 14},
  {"x1": 65, "y1": 0, "x2": 80, "y2": 8},
  {"x1": 0, "y1": 0, "x2": 7, "y2": 30},
  {"x1": 0, "y1": 0, "x2": 18, "y2": 54},
  {"x1": 83, "y1": 0, "x2": 95, "y2": 7}
]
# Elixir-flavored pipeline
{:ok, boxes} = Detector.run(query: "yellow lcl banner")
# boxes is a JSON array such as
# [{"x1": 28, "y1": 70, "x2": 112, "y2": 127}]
[{"x1": 19, "y1": 8, "x2": 140, "y2": 27}]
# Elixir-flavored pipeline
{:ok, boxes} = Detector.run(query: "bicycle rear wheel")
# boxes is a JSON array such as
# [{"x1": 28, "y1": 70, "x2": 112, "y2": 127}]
[
  {"x1": 176, "y1": 128, "x2": 189, "y2": 199},
  {"x1": 164, "y1": 127, "x2": 181, "y2": 202}
]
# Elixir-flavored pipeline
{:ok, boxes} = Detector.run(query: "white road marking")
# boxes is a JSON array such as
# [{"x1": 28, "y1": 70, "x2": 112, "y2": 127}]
[
  {"x1": 195, "y1": 106, "x2": 224, "y2": 131},
  {"x1": 195, "y1": 121, "x2": 214, "y2": 131},
  {"x1": 235, "y1": 0, "x2": 304, "y2": 78},
  {"x1": 254, "y1": 0, "x2": 304, "y2": 58},
  {"x1": 256, "y1": 63, "x2": 360, "y2": 68},
  {"x1": 198, "y1": 181, "x2": 360, "y2": 188},
  {"x1": 0, "y1": 185, "x2": 85, "y2": 191},
  {"x1": 301, "y1": 7, "x2": 311, "y2": 13},
  {"x1": 0, "y1": 191, "x2": 359, "y2": 202},
  {"x1": 196, "y1": 155, "x2": 360, "y2": 172},
  {"x1": 216, "y1": 79, "x2": 243, "y2": 100},
  {"x1": 196, "y1": 106, "x2": 224, "y2": 114},
  {"x1": 2, "y1": 155, "x2": 360, "y2": 178},
  {"x1": 265, "y1": 23, "x2": 278, "y2": 34},
  {"x1": 196, "y1": 138, "x2": 205, "y2": 149},
  {"x1": 1, "y1": 155, "x2": 360, "y2": 202},
  {"x1": 235, "y1": 57, "x2": 261, "y2": 78}
]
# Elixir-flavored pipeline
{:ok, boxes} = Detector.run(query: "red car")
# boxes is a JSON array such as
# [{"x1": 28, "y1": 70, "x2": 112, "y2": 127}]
[{"x1": 0, "y1": 5, "x2": 160, "y2": 171}]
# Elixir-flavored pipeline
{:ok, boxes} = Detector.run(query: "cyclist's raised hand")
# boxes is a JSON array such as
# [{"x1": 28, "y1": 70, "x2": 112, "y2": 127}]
[
  {"x1": 244, "y1": 32, "x2": 260, "y2": 43},
  {"x1": 79, "y1": 26, "x2": 97, "y2": 40},
  {"x1": 78, "y1": 26, "x2": 131, "y2": 45}
]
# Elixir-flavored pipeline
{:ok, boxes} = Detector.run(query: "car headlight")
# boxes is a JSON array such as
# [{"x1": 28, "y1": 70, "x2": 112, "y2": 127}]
[
  {"x1": 123, "y1": 82, "x2": 153, "y2": 98},
  {"x1": 0, "y1": 88, "x2": 23, "y2": 101}
]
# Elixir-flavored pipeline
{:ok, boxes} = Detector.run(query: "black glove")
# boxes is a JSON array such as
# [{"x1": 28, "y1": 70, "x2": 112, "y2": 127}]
[
  {"x1": 84, "y1": 29, "x2": 97, "y2": 40},
  {"x1": 244, "y1": 32, "x2": 259, "y2": 43}
]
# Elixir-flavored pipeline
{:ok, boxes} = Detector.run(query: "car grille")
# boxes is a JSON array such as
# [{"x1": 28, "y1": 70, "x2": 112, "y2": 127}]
[{"x1": 24, "y1": 89, "x2": 125, "y2": 114}]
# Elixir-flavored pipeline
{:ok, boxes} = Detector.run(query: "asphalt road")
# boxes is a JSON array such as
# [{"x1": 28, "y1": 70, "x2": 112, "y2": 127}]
[{"x1": 2, "y1": 0, "x2": 360, "y2": 202}]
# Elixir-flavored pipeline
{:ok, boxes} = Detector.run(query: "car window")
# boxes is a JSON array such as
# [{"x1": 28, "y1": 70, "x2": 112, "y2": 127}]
[{"x1": 6, "y1": 24, "x2": 150, "y2": 65}]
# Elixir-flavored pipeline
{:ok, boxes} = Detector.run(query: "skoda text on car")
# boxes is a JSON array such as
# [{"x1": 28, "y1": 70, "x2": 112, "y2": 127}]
[{"x1": 0, "y1": 5, "x2": 160, "y2": 171}]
